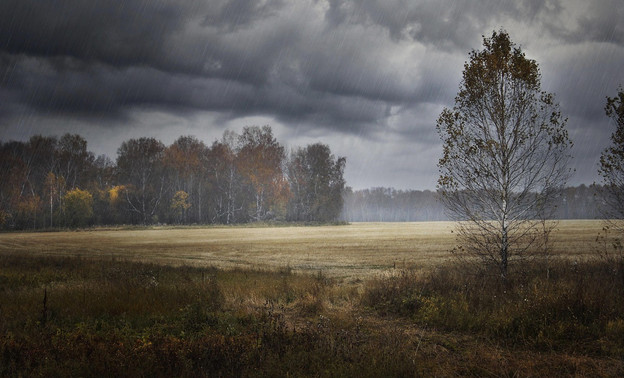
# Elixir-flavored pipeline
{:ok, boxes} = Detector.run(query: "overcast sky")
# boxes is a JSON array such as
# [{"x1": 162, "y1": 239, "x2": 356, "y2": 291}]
[{"x1": 1, "y1": 0, "x2": 622, "y2": 190}]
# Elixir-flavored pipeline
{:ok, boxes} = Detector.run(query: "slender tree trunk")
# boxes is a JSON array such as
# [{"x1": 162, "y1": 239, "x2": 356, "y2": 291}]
[
  {"x1": 49, "y1": 192, "x2": 53, "y2": 228},
  {"x1": 198, "y1": 183, "x2": 202, "y2": 223},
  {"x1": 501, "y1": 223, "x2": 509, "y2": 280}
]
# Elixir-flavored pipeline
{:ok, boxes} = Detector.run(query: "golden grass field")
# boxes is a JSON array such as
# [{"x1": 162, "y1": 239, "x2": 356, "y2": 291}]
[
  {"x1": 2, "y1": 219, "x2": 623, "y2": 376},
  {"x1": 0, "y1": 220, "x2": 606, "y2": 281}
]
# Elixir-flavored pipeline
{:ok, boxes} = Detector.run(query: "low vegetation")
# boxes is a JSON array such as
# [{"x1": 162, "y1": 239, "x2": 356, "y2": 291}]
[
  {"x1": 365, "y1": 259, "x2": 624, "y2": 353},
  {"x1": 0, "y1": 254, "x2": 413, "y2": 376},
  {"x1": 2, "y1": 235, "x2": 623, "y2": 376}
]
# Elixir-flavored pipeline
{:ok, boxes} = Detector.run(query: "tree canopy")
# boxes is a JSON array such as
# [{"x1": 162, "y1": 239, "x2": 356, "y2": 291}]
[
  {"x1": 437, "y1": 30, "x2": 572, "y2": 278},
  {"x1": 0, "y1": 126, "x2": 346, "y2": 229},
  {"x1": 287, "y1": 143, "x2": 346, "y2": 222},
  {"x1": 599, "y1": 87, "x2": 624, "y2": 224}
]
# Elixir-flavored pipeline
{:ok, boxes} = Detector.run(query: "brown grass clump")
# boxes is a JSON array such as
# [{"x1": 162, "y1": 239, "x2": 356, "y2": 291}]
[
  {"x1": 363, "y1": 258, "x2": 624, "y2": 358},
  {"x1": 0, "y1": 254, "x2": 421, "y2": 376}
]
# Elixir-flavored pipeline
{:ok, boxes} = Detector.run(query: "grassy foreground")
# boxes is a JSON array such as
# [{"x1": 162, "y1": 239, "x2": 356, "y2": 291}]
[{"x1": 1, "y1": 221, "x2": 623, "y2": 376}]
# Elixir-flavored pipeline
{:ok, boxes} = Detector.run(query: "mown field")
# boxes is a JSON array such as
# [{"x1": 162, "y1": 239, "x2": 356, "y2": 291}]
[
  {"x1": 0, "y1": 220, "x2": 606, "y2": 280},
  {"x1": 1, "y1": 220, "x2": 623, "y2": 376}
]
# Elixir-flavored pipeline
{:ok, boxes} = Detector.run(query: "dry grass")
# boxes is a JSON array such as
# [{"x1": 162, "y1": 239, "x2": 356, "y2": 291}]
[
  {"x1": 0, "y1": 220, "x2": 605, "y2": 281},
  {"x1": 1, "y1": 220, "x2": 622, "y2": 376}
]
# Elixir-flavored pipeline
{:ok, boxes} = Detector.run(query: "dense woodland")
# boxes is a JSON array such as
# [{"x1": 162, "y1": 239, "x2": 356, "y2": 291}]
[
  {"x1": 0, "y1": 126, "x2": 346, "y2": 230},
  {"x1": 0, "y1": 126, "x2": 609, "y2": 230},
  {"x1": 340, "y1": 185, "x2": 603, "y2": 222}
]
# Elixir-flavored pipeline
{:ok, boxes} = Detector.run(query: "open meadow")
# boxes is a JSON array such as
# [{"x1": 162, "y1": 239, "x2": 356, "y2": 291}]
[
  {"x1": 1, "y1": 220, "x2": 623, "y2": 376},
  {"x1": 0, "y1": 220, "x2": 606, "y2": 281}
]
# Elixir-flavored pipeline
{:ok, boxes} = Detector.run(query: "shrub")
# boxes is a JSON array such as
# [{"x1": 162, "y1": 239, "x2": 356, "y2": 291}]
[
  {"x1": 364, "y1": 260, "x2": 624, "y2": 354},
  {"x1": 63, "y1": 188, "x2": 93, "y2": 227}
]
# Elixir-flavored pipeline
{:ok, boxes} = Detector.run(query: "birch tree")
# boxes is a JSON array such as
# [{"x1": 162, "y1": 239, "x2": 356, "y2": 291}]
[
  {"x1": 437, "y1": 30, "x2": 572, "y2": 279},
  {"x1": 237, "y1": 126, "x2": 286, "y2": 221},
  {"x1": 163, "y1": 136, "x2": 207, "y2": 223},
  {"x1": 116, "y1": 137, "x2": 166, "y2": 224},
  {"x1": 287, "y1": 143, "x2": 346, "y2": 222},
  {"x1": 206, "y1": 134, "x2": 244, "y2": 224},
  {"x1": 599, "y1": 87, "x2": 624, "y2": 227}
]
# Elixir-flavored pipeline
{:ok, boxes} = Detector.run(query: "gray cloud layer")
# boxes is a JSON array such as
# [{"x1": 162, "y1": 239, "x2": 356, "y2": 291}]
[{"x1": 1, "y1": 0, "x2": 623, "y2": 189}]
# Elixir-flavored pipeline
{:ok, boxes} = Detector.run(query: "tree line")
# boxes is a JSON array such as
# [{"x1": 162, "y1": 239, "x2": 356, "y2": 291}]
[
  {"x1": 341, "y1": 188, "x2": 446, "y2": 222},
  {"x1": 0, "y1": 126, "x2": 346, "y2": 229},
  {"x1": 340, "y1": 185, "x2": 604, "y2": 222}
]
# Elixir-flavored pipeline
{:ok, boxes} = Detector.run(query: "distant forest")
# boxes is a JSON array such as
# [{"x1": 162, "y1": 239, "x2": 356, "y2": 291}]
[
  {"x1": 340, "y1": 185, "x2": 603, "y2": 222},
  {"x1": 0, "y1": 127, "x2": 605, "y2": 230},
  {"x1": 0, "y1": 126, "x2": 345, "y2": 230}
]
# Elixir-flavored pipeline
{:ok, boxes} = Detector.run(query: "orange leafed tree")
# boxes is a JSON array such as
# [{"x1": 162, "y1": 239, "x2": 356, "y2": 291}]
[
  {"x1": 163, "y1": 136, "x2": 208, "y2": 223},
  {"x1": 237, "y1": 126, "x2": 288, "y2": 221}
]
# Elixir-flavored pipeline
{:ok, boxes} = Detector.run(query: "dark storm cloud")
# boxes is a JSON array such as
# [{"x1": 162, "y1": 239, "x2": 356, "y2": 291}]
[
  {"x1": 1, "y1": 0, "x2": 623, "y2": 189},
  {"x1": 1, "y1": 0, "x2": 621, "y2": 118},
  {"x1": 0, "y1": 0, "x2": 284, "y2": 83},
  {"x1": 551, "y1": 0, "x2": 624, "y2": 46},
  {"x1": 0, "y1": 1, "x2": 190, "y2": 70},
  {"x1": 0, "y1": 0, "x2": 405, "y2": 129},
  {"x1": 324, "y1": 0, "x2": 562, "y2": 48},
  {"x1": 202, "y1": 0, "x2": 286, "y2": 32}
]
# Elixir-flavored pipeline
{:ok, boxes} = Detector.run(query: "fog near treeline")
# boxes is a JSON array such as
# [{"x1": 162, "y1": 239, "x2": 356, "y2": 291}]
[{"x1": 340, "y1": 185, "x2": 603, "y2": 222}]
